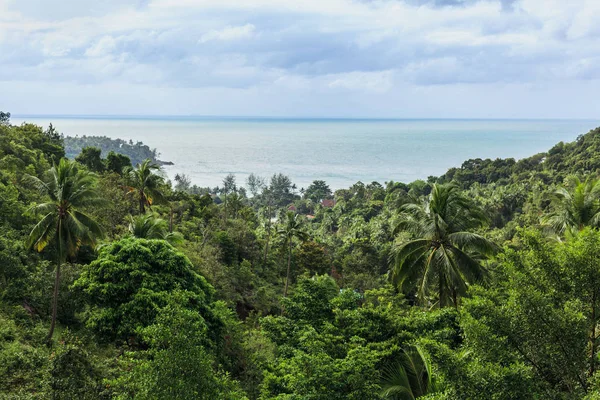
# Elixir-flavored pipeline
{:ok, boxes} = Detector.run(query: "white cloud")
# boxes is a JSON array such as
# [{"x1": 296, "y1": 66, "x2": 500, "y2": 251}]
[
  {"x1": 1, "y1": 0, "x2": 599, "y2": 117},
  {"x1": 85, "y1": 36, "x2": 117, "y2": 57},
  {"x1": 328, "y1": 70, "x2": 394, "y2": 92},
  {"x1": 199, "y1": 24, "x2": 256, "y2": 43}
]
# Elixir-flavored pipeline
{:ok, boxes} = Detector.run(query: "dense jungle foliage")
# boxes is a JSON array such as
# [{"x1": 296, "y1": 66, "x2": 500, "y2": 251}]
[
  {"x1": 2, "y1": 112, "x2": 600, "y2": 399},
  {"x1": 64, "y1": 135, "x2": 165, "y2": 166}
]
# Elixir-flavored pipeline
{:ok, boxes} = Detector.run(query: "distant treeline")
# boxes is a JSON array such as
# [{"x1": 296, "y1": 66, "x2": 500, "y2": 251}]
[
  {"x1": 438, "y1": 129, "x2": 600, "y2": 187},
  {"x1": 64, "y1": 135, "x2": 170, "y2": 166}
]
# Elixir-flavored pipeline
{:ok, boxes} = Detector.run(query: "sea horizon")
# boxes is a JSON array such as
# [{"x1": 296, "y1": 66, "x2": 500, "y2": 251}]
[
  {"x1": 11, "y1": 116, "x2": 600, "y2": 190},
  {"x1": 12, "y1": 114, "x2": 600, "y2": 122}
]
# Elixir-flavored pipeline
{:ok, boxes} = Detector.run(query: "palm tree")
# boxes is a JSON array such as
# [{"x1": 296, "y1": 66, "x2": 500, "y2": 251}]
[
  {"x1": 226, "y1": 192, "x2": 245, "y2": 219},
  {"x1": 124, "y1": 159, "x2": 166, "y2": 214},
  {"x1": 261, "y1": 217, "x2": 273, "y2": 265},
  {"x1": 26, "y1": 159, "x2": 105, "y2": 340},
  {"x1": 391, "y1": 183, "x2": 495, "y2": 308},
  {"x1": 322, "y1": 209, "x2": 336, "y2": 233},
  {"x1": 277, "y1": 211, "x2": 308, "y2": 298},
  {"x1": 380, "y1": 345, "x2": 436, "y2": 400},
  {"x1": 262, "y1": 187, "x2": 275, "y2": 265},
  {"x1": 543, "y1": 175, "x2": 600, "y2": 237},
  {"x1": 221, "y1": 173, "x2": 237, "y2": 221},
  {"x1": 128, "y1": 213, "x2": 183, "y2": 244}
]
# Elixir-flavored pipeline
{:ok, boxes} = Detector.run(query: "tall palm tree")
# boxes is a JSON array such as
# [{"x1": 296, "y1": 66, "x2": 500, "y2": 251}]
[
  {"x1": 221, "y1": 173, "x2": 237, "y2": 221},
  {"x1": 277, "y1": 211, "x2": 308, "y2": 298},
  {"x1": 128, "y1": 213, "x2": 183, "y2": 244},
  {"x1": 26, "y1": 159, "x2": 105, "y2": 340},
  {"x1": 391, "y1": 183, "x2": 495, "y2": 308},
  {"x1": 261, "y1": 217, "x2": 273, "y2": 265},
  {"x1": 543, "y1": 175, "x2": 600, "y2": 237},
  {"x1": 262, "y1": 187, "x2": 275, "y2": 265},
  {"x1": 380, "y1": 345, "x2": 436, "y2": 400},
  {"x1": 124, "y1": 159, "x2": 166, "y2": 214}
]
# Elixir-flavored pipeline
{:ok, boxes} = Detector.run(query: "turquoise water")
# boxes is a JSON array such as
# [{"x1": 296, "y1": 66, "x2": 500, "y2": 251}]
[{"x1": 13, "y1": 117, "x2": 600, "y2": 190}]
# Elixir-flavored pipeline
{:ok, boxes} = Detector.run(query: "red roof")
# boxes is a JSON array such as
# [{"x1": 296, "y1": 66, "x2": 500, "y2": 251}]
[{"x1": 321, "y1": 199, "x2": 335, "y2": 208}]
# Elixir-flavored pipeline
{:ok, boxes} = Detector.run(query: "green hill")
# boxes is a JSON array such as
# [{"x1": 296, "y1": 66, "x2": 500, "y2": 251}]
[{"x1": 63, "y1": 135, "x2": 172, "y2": 166}]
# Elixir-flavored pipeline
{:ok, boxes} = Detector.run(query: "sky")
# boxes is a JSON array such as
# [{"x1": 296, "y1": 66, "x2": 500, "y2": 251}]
[{"x1": 1, "y1": 0, "x2": 599, "y2": 119}]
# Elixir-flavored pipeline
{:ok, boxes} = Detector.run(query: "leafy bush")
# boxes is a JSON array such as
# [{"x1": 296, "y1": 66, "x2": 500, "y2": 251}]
[{"x1": 73, "y1": 238, "x2": 221, "y2": 344}]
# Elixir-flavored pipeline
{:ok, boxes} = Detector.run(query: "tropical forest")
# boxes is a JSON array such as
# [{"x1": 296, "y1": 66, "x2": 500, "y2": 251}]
[{"x1": 4, "y1": 110, "x2": 600, "y2": 400}]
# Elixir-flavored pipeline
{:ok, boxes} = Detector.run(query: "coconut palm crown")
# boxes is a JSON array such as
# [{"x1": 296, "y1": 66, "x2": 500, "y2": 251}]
[
  {"x1": 128, "y1": 213, "x2": 183, "y2": 244},
  {"x1": 124, "y1": 159, "x2": 166, "y2": 214},
  {"x1": 391, "y1": 183, "x2": 496, "y2": 308},
  {"x1": 543, "y1": 175, "x2": 600, "y2": 237}
]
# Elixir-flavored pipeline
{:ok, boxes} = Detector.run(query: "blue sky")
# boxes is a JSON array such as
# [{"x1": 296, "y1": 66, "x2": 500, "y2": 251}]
[{"x1": 1, "y1": 0, "x2": 599, "y2": 118}]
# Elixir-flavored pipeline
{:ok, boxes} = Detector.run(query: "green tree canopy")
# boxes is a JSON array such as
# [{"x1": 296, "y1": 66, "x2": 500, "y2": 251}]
[
  {"x1": 75, "y1": 146, "x2": 105, "y2": 172},
  {"x1": 107, "y1": 293, "x2": 247, "y2": 400},
  {"x1": 105, "y1": 151, "x2": 132, "y2": 174},
  {"x1": 450, "y1": 229, "x2": 596, "y2": 398},
  {"x1": 305, "y1": 180, "x2": 332, "y2": 203},
  {"x1": 73, "y1": 237, "x2": 220, "y2": 343}
]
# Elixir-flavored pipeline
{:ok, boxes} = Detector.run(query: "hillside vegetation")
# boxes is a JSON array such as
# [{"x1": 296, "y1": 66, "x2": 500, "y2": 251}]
[
  {"x1": 2, "y1": 113, "x2": 600, "y2": 399},
  {"x1": 64, "y1": 135, "x2": 167, "y2": 166}
]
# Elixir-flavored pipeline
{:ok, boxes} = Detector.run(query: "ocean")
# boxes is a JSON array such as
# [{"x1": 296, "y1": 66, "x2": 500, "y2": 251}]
[{"x1": 12, "y1": 116, "x2": 600, "y2": 190}]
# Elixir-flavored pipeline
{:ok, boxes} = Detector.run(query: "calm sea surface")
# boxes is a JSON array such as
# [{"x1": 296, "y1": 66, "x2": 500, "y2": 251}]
[{"x1": 13, "y1": 117, "x2": 600, "y2": 190}]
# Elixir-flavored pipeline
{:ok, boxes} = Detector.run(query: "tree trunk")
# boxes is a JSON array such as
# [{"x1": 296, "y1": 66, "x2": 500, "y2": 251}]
[
  {"x1": 169, "y1": 206, "x2": 174, "y2": 233},
  {"x1": 263, "y1": 204, "x2": 272, "y2": 265},
  {"x1": 48, "y1": 229, "x2": 63, "y2": 343},
  {"x1": 47, "y1": 261, "x2": 61, "y2": 342},
  {"x1": 283, "y1": 240, "x2": 292, "y2": 298},
  {"x1": 263, "y1": 236, "x2": 271, "y2": 266},
  {"x1": 452, "y1": 289, "x2": 458, "y2": 309},
  {"x1": 139, "y1": 192, "x2": 145, "y2": 214},
  {"x1": 439, "y1": 271, "x2": 445, "y2": 308},
  {"x1": 263, "y1": 232, "x2": 270, "y2": 265},
  {"x1": 591, "y1": 291, "x2": 597, "y2": 376}
]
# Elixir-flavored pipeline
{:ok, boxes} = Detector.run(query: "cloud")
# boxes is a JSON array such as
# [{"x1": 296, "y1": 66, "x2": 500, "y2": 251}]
[
  {"x1": 199, "y1": 24, "x2": 256, "y2": 43},
  {"x1": 328, "y1": 71, "x2": 394, "y2": 92},
  {"x1": 85, "y1": 36, "x2": 117, "y2": 57},
  {"x1": 0, "y1": 0, "x2": 599, "y2": 117}
]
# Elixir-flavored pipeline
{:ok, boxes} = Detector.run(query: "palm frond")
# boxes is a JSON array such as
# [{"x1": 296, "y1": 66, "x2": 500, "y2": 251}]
[
  {"x1": 448, "y1": 231, "x2": 497, "y2": 255},
  {"x1": 401, "y1": 346, "x2": 432, "y2": 397},
  {"x1": 448, "y1": 245, "x2": 490, "y2": 286},
  {"x1": 23, "y1": 173, "x2": 53, "y2": 198},
  {"x1": 391, "y1": 239, "x2": 432, "y2": 287},
  {"x1": 380, "y1": 362, "x2": 415, "y2": 400},
  {"x1": 380, "y1": 345, "x2": 435, "y2": 400},
  {"x1": 72, "y1": 210, "x2": 106, "y2": 241},
  {"x1": 27, "y1": 212, "x2": 57, "y2": 252},
  {"x1": 29, "y1": 202, "x2": 56, "y2": 215}
]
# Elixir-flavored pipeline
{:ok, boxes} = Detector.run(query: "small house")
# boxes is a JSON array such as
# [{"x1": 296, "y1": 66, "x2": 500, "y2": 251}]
[{"x1": 321, "y1": 199, "x2": 335, "y2": 208}]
